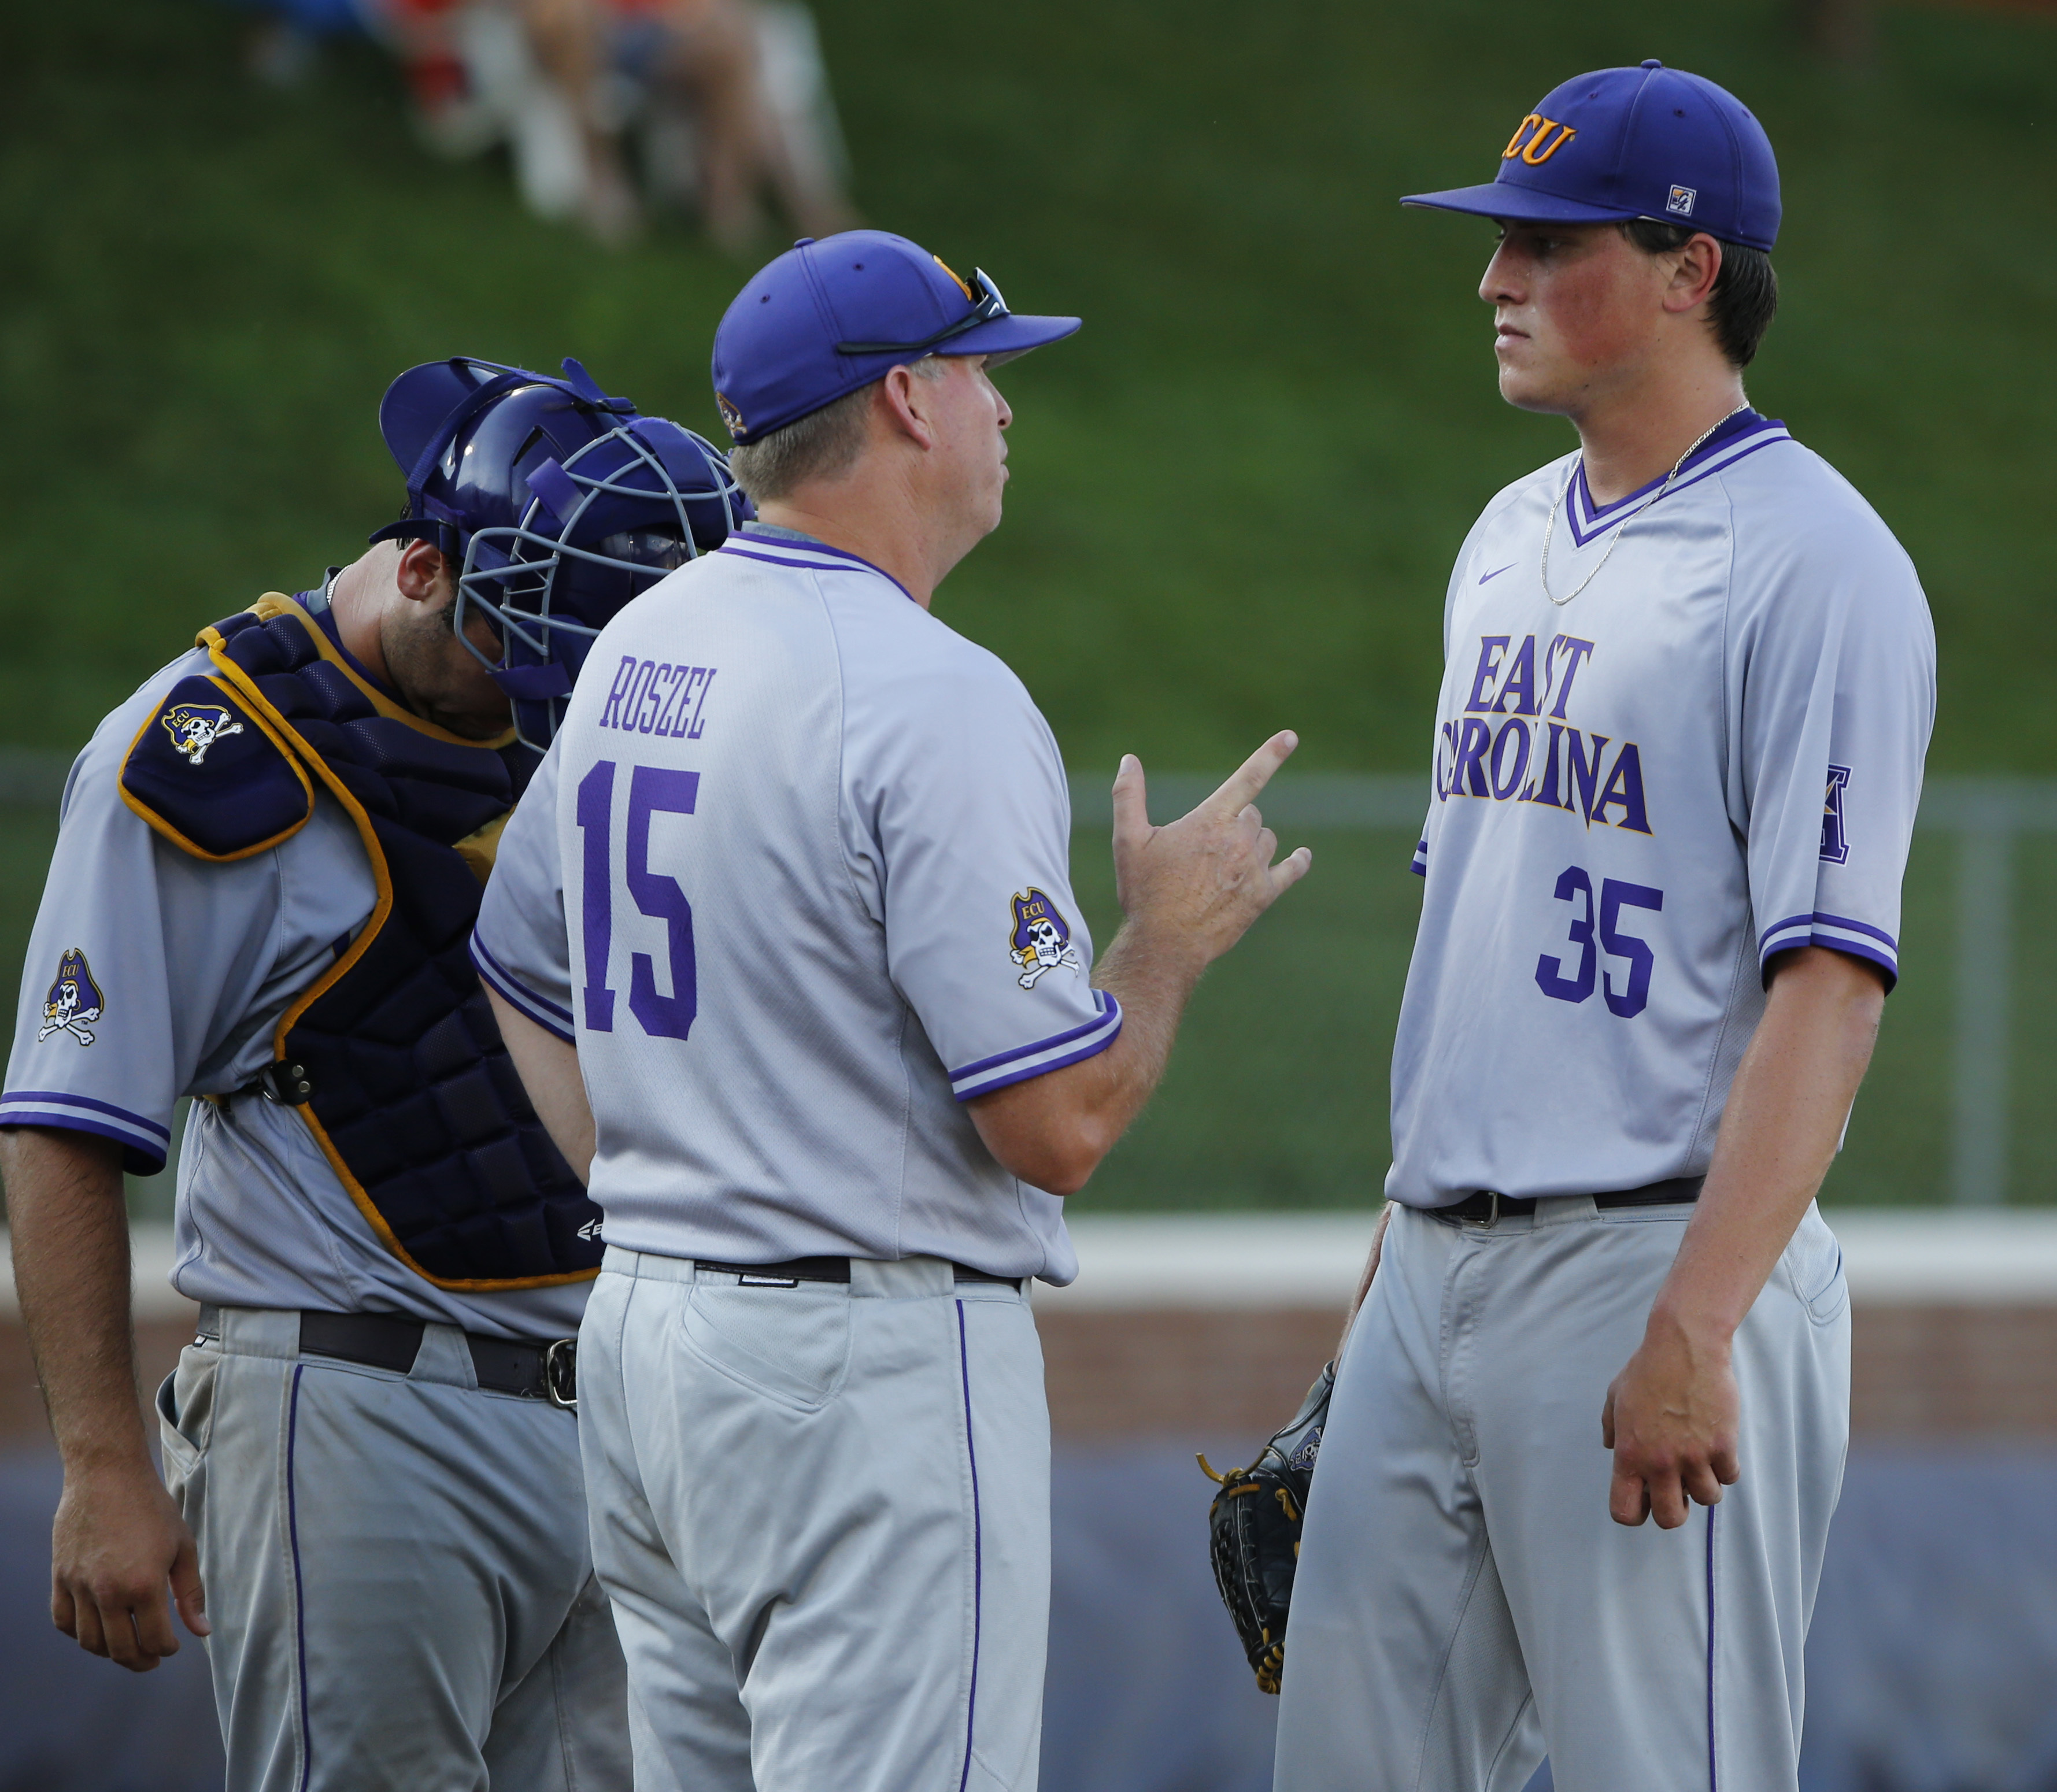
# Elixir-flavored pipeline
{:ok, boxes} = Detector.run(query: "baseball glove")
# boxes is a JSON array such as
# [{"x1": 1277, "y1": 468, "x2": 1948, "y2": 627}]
[{"x1": 1198, "y1": 1360, "x2": 1334, "y2": 1695}]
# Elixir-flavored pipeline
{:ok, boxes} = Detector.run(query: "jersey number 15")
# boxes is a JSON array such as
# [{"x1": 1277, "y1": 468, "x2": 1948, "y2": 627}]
[{"x1": 576, "y1": 760, "x2": 697, "y2": 1041}]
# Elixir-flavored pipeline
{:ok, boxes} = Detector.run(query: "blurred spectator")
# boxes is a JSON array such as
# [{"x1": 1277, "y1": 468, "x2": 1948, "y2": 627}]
[
  {"x1": 223, "y1": 0, "x2": 853, "y2": 249},
  {"x1": 595, "y1": 0, "x2": 856, "y2": 250},
  {"x1": 368, "y1": 0, "x2": 639, "y2": 240}
]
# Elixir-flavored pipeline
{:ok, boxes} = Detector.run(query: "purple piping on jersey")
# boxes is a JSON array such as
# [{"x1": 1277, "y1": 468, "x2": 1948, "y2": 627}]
[
  {"x1": 1570, "y1": 416, "x2": 1781, "y2": 521},
  {"x1": 468, "y1": 953, "x2": 576, "y2": 1046},
  {"x1": 0, "y1": 1090, "x2": 171, "y2": 1139},
  {"x1": 1705, "y1": 1504, "x2": 1718, "y2": 1792},
  {"x1": 954, "y1": 1300, "x2": 984, "y2": 1792},
  {"x1": 953, "y1": 1025, "x2": 1124, "y2": 1101},
  {"x1": 1759, "y1": 910, "x2": 1899, "y2": 953},
  {"x1": 949, "y1": 999, "x2": 1123, "y2": 1101},
  {"x1": 947, "y1": 991, "x2": 1119, "y2": 1081},
  {"x1": 468, "y1": 938, "x2": 577, "y2": 1044},
  {"x1": 1560, "y1": 427, "x2": 1791, "y2": 549},
  {"x1": 287, "y1": 1362, "x2": 314, "y2": 1792},
  {"x1": 0, "y1": 1109, "x2": 167, "y2": 1173},
  {"x1": 1562, "y1": 439, "x2": 1789, "y2": 547},
  {"x1": 1562, "y1": 435, "x2": 1789, "y2": 546},
  {"x1": 1760, "y1": 933, "x2": 1898, "y2": 991},
  {"x1": 720, "y1": 535, "x2": 919, "y2": 605},
  {"x1": 469, "y1": 934, "x2": 576, "y2": 1027}
]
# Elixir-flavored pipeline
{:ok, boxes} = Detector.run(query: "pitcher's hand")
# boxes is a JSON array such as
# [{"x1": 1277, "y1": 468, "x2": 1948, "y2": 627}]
[
  {"x1": 52, "y1": 1459, "x2": 208, "y2": 1671},
  {"x1": 1601, "y1": 1309, "x2": 1740, "y2": 1528},
  {"x1": 1111, "y1": 732, "x2": 1312, "y2": 966}
]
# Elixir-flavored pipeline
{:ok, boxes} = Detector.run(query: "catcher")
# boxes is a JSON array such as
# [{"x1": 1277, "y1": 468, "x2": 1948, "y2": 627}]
[{"x1": 0, "y1": 356, "x2": 741, "y2": 1790}]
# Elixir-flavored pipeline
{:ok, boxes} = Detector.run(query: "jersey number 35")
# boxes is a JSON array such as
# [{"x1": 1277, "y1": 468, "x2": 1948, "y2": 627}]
[{"x1": 1534, "y1": 865, "x2": 1664, "y2": 1021}]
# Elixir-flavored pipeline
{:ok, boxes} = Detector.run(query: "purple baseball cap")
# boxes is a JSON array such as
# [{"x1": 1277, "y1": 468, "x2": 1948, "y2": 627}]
[
  {"x1": 709, "y1": 231, "x2": 1081, "y2": 443},
  {"x1": 1403, "y1": 61, "x2": 1780, "y2": 253}
]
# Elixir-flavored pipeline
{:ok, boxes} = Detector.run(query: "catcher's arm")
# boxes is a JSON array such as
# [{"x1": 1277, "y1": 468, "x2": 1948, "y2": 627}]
[
  {"x1": 1340, "y1": 1204, "x2": 1391, "y2": 1355},
  {"x1": 0, "y1": 1127, "x2": 207, "y2": 1669}
]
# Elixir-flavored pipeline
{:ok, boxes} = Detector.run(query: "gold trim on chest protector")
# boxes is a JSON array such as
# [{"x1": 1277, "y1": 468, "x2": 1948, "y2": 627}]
[{"x1": 199, "y1": 601, "x2": 593, "y2": 1292}]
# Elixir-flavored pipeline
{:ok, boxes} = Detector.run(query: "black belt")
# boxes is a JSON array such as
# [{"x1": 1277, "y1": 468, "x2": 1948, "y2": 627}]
[
  {"x1": 1434, "y1": 1176, "x2": 1704, "y2": 1227},
  {"x1": 197, "y1": 1307, "x2": 579, "y2": 1409},
  {"x1": 694, "y1": 1256, "x2": 1023, "y2": 1291}
]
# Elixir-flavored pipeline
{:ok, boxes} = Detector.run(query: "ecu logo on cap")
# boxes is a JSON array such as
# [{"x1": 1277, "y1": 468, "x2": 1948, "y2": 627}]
[
  {"x1": 933, "y1": 256, "x2": 978, "y2": 304},
  {"x1": 1503, "y1": 114, "x2": 1577, "y2": 166},
  {"x1": 715, "y1": 392, "x2": 746, "y2": 439}
]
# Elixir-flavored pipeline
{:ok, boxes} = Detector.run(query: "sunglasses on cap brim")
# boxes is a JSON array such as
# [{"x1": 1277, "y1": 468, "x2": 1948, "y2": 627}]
[{"x1": 835, "y1": 269, "x2": 1009, "y2": 357}]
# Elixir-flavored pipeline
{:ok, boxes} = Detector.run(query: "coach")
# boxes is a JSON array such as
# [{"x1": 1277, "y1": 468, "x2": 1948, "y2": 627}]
[
  {"x1": 473, "y1": 229, "x2": 1309, "y2": 1792},
  {"x1": 1274, "y1": 64, "x2": 1935, "y2": 1792}
]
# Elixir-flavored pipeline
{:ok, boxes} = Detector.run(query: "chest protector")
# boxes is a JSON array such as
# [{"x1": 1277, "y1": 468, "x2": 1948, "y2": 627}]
[{"x1": 120, "y1": 594, "x2": 601, "y2": 1290}]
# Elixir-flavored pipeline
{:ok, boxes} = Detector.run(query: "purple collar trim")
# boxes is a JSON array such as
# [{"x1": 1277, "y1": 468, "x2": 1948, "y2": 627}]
[
  {"x1": 722, "y1": 528, "x2": 917, "y2": 605},
  {"x1": 1561, "y1": 413, "x2": 1790, "y2": 548}
]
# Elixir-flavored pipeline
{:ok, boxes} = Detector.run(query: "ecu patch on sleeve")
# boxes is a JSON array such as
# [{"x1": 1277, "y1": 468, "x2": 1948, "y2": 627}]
[{"x1": 120, "y1": 675, "x2": 314, "y2": 861}]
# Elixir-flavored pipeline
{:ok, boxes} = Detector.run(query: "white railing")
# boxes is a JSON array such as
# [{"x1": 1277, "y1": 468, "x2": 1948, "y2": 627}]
[
  {"x1": 12, "y1": 1211, "x2": 2057, "y2": 1320},
  {"x1": 0, "y1": 754, "x2": 2038, "y2": 1205}
]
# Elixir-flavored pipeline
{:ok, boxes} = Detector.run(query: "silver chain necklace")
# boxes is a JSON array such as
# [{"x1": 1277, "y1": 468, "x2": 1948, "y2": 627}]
[{"x1": 1538, "y1": 405, "x2": 1748, "y2": 607}]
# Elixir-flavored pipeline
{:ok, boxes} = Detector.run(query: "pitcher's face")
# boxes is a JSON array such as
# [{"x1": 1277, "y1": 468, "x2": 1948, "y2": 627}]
[{"x1": 1481, "y1": 221, "x2": 1678, "y2": 414}]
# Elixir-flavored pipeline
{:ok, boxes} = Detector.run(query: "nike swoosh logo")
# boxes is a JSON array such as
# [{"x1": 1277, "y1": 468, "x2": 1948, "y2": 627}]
[{"x1": 1478, "y1": 563, "x2": 1516, "y2": 584}]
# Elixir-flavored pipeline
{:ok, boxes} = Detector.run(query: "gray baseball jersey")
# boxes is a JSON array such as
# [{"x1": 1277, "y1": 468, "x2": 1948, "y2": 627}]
[
  {"x1": 2, "y1": 621, "x2": 589, "y2": 1339},
  {"x1": 1389, "y1": 413, "x2": 1935, "y2": 1209},
  {"x1": 473, "y1": 525, "x2": 1116, "y2": 1281}
]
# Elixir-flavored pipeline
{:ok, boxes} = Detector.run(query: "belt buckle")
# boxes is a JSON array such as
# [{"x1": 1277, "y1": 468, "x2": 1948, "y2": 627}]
[
  {"x1": 543, "y1": 1338, "x2": 578, "y2": 1411},
  {"x1": 1467, "y1": 1192, "x2": 1502, "y2": 1229}
]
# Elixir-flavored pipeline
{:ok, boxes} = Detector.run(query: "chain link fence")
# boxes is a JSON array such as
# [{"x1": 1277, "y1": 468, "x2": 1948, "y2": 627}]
[{"x1": 0, "y1": 756, "x2": 2045, "y2": 1210}]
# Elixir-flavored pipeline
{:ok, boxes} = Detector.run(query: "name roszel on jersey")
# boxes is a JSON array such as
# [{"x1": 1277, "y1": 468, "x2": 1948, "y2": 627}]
[
  {"x1": 1434, "y1": 632, "x2": 1652, "y2": 835},
  {"x1": 595, "y1": 656, "x2": 719, "y2": 739}
]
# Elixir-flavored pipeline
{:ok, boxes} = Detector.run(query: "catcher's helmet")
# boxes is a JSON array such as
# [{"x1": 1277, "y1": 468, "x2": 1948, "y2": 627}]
[{"x1": 372, "y1": 356, "x2": 749, "y2": 748}]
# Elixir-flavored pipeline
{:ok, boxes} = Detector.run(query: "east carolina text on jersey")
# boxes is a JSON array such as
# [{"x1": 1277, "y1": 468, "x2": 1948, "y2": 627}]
[{"x1": 1436, "y1": 632, "x2": 1651, "y2": 834}]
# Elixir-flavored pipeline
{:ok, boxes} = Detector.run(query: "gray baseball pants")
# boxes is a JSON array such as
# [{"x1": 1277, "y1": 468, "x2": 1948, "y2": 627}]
[
  {"x1": 157, "y1": 1306, "x2": 629, "y2": 1792},
  {"x1": 1273, "y1": 1196, "x2": 1851, "y2": 1792},
  {"x1": 578, "y1": 1247, "x2": 1050, "y2": 1792}
]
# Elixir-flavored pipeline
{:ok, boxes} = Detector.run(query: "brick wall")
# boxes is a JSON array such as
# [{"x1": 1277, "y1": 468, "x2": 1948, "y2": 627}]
[
  {"x1": 2, "y1": 1301, "x2": 2054, "y2": 1454},
  {"x1": 1039, "y1": 1303, "x2": 2057, "y2": 1445}
]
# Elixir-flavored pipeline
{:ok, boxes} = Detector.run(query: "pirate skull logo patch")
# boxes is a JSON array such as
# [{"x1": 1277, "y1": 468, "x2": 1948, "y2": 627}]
[
  {"x1": 38, "y1": 947, "x2": 104, "y2": 1046},
  {"x1": 1009, "y1": 888, "x2": 1082, "y2": 990},
  {"x1": 159, "y1": 701, "x2": 245, "y2": 768}
]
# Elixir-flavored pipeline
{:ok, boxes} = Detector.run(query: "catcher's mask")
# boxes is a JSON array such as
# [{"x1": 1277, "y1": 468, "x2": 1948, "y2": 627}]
[{"x1": 371, "y1": 356, "x2": 750, "y2": 749}]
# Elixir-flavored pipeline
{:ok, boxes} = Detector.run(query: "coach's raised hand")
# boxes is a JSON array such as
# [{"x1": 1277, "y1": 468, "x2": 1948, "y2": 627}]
[
  {"x1": 1112, "y1": 731, "x2": 1312, "y2": 965},
  {"x1": 967, "y1": 732, "x2": 1311, "y2": 1196}
]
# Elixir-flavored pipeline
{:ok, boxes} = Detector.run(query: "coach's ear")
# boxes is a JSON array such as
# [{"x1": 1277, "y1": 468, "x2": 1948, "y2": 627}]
[
  {"x1": 394, "y1": 538, "x2": 458, "y2": 607},
  {"x1": 876, "y1": 364, "x2": 941, "y2": 453}
]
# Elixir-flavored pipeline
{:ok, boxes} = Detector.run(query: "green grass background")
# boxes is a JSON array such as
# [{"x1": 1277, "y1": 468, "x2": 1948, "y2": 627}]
[{"x1": 5, "y1": 0, "x2": 2056, "y2": 1210}]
